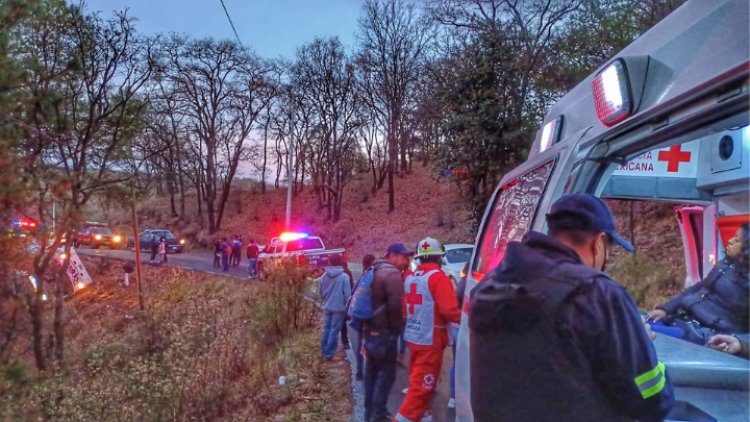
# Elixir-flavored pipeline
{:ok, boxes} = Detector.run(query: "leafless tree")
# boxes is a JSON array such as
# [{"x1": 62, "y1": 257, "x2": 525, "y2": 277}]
[
  {"x1": 358, "y1": 0, "x2": 432, "y2": 212},
  {"x1": 161, "y1": 36, "x2": 279, "y2": 233},
  {"x1": 288, "y1": 37, "x2": 362, "y2": 221}
]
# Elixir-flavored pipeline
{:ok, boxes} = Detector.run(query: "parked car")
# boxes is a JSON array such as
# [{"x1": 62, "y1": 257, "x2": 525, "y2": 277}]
[
  {"x1": 74, "y1": 224, "x2": 124, "y2": 249},
  {"x1": 442, "y1": 244, "x2": 473, "y2": 287},
  {"x1": 256, "y1": 232, "x2": 345, "y2": 276},
  {"x1": 127, "y1": 229, "x2": 186, "y2": 253},
  {"x1": 409, "y1": 243, "x2": 473, "y2": 289}
]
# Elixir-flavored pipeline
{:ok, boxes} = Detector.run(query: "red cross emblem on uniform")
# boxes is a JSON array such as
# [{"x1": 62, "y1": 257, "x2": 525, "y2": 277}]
[
  {"x1": 405, "y1": 283, "x2": 423, "y2": 315},
  {"x1": 421, "y1": 242, "x2": 430, "y2": 251},
  {"x1": 658, "y1": 145, "x2": 691, "y2": 173}
]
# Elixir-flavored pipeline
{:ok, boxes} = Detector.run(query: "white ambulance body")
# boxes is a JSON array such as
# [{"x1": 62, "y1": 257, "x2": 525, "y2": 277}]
[{"x1": 456, "y1": 1, "x2": 750, "y2": 421}]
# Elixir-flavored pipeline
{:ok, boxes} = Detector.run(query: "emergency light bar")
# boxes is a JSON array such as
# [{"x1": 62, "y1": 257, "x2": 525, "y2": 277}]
[
  {"x1": 279, "y1": 232, "x2": 309, "y2": 242},
  {"x1": 539, "y1": 115, "x2": 563, "y2": 152},
  {"x1": 592, "y1": 59, "x2": 633, "y2": 127}
]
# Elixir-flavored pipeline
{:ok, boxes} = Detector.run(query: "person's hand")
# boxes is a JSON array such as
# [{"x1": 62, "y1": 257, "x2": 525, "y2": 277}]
[
  {"x1": 647, "y1": 309, "x2": 668, "y2": 322},
  {"x1": 644, "y1": 323, "x2": 656, "y2": 341},
  {"x1": 707, "y1": 335, "x2": 742, "y2": 355}
]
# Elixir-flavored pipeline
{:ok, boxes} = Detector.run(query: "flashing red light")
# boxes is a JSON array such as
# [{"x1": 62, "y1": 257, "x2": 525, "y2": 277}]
[
  {"x1": 280, "y1": 232, "x2": 309, "y2": 242},
  {"x1": 13, "y1": 217, "x2": 39, "y2": 229}
]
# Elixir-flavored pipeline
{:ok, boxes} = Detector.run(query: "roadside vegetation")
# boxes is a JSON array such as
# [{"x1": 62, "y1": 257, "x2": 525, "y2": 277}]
[{"x1": 0, "y1": 258, "x2": 351, "y2": 421}]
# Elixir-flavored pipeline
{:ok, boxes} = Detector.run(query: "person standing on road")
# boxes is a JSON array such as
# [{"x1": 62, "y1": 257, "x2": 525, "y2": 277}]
[
  {"x1": 469, "y1": 194, "x2": 674, "y2": 422},
  {"x1": 213, "y1": 238, "x2": 222, "y2": 268},
  {"x1": 318, "y1": 254, "x2": 352, "y2": 361},
  {"x1": 230, "y1": 235, "x2": 241, "y2": 267},
  {"x1": 364, "y1": 243, "x2": 414, "y2": 422},
  {"x1": 350, "y1": 253, "x2": 376, "y2": 380},
  {"x1": 221, "y1": 237, "x2": 230, "y2": 272},
  {"x1": 158, "y1": 237, "x2": 167, "y2": 264},
  {"x1": 341, "y1": 256, "x2": 354, "y2": 350},
  {"x1": 395, "y1": 238, "x2": 460, "y2": 422},
  {"x1": 246, "y1": 238, "x2": 260, "y2": 279},
  {"x1": 149, "y1": 234, "x2": 158, "y2": 264}
]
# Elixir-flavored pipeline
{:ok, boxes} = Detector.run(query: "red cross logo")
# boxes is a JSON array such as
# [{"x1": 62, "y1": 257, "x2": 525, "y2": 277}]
[
  {"x1": 658, "y1": 145, "x2": 691, "y2": 173},
  {"x1": 405, "y1": 283, "x2": 423, "y2": 315},
  {"x1": 422, "y1": 242, "x2": 430, "y2": 251}
]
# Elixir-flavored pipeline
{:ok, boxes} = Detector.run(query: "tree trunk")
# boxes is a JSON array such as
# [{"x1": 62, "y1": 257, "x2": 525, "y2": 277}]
[
  {"x1": 52, "y1": 289, "x2": 64, "y2": 363},
  {"x1": 261, "y1": 121, "x2": 269, "y2": 194},
  {"x1": 169, "y1": 179, "x2": 177, "y2": 218},
  {"x1": 387, "y1": 124, "x2": 397, "y2": 212},
  {"x1": 179, "y1": 173, "x2": 186, "y2": 220},
  {"x1": 28, "y1": 295, "x2": 46, "y2": 372},
  {"x1": 195, "y1": 182, "x2": 203, "y2": 219}
]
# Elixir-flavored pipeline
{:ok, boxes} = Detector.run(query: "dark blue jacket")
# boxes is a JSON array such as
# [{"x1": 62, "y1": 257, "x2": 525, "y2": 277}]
[
  {"x1": 469, "y1": 231, "x2": 674, "y2": 422},
  {"x1": 658, "y1": 259, "x2": 749, "y2": 333}
]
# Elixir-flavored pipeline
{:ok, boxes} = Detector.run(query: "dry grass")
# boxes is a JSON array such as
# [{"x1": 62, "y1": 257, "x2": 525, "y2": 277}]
[
  {"x1": 607, "y1": 200, "x2": 687, "y2": 309},
  {"x1": 0, "y1": 258, "x2": 351, "y2": 421}
]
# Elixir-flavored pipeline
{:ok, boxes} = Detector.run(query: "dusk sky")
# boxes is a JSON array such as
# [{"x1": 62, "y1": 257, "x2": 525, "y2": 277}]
[{"x1": 87, "y1": 0, "x2": 363, "y2": 59}]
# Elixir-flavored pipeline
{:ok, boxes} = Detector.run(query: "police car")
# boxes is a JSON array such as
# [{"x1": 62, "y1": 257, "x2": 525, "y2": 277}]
[
  {"x1": 454, "y1": 1, "x2": 750, "y2": 421},
  {"x1": 256, "y1": 232, "x2": 346, "y2": 277}
]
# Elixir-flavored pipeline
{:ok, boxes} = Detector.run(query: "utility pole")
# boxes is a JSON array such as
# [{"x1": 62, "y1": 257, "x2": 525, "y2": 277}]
[
  {"x1": 130, "y1": 181, "x2": 144, "y2": 310},
  {"x1": 285, "y1": 134, "x2": 295, "y2": 230}
]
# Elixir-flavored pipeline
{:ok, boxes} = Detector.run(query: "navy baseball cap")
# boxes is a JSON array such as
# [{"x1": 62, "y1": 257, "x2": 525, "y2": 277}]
[
  {"x1": 386, "y1": 243, "x2": 415, "y2": 256},
  {"x1": 546, "y1": 194, "x2": 635, "y2": 252}
]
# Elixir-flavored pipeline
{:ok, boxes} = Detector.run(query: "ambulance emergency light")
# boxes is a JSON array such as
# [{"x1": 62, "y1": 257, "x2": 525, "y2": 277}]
[
  {"x1": 592, "y1": 58, "x2": 633, "y2": 127},
  {"x1": 539, "y1": 115, "x2": 563, "y2": 152}
]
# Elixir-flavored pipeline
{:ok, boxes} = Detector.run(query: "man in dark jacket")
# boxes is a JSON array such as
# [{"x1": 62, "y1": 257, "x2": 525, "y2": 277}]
[
  {"x1": 470, "y1": 194, "x2": 674, "y2": 422},
  {"x1": 364, "y1": 243, "x2": 414, "y2": 422},
  {"x1": 149, "y1": 234, "x2": 158, "y2": 263},
  {"x1": 246, "y1": 239, "x2": 260, "y2": 278}
]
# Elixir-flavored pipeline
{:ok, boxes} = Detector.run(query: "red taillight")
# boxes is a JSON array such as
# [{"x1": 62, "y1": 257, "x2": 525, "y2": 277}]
[
  {"x1": 501, "y1": 179, "x2": 519, "y2": 191},
  {"x1": 592, "y1": 59, "x2": 632, "y2": 127}
]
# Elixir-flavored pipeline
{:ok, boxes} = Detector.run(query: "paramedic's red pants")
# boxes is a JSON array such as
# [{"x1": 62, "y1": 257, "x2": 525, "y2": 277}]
[{"x1": 395, "y1": 345, "x2": 444, "y2": 422}]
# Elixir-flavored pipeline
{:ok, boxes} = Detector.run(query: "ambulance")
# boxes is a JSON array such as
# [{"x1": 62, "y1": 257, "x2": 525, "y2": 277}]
[{"x1": 455, "y1": 1, "x2": 749, "y2": 421}]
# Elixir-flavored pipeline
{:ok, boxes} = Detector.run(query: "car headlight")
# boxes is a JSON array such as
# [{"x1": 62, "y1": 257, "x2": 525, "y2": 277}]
[
  {"x1": 94, "y1": 234, "x2": 102, "y2": 240},
  {"x1": 179, "y1": 239, "x2": 186, "y2": 245},
  {"x1": 113, "y1": 235, "x2": 122, "y2": 243}
]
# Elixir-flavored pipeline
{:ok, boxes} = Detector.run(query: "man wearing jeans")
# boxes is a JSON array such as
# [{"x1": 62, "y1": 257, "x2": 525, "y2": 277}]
[
  {"x1": 246, "y1": 239, "x2": 260, "y2": 279},
  {"x1": 318, "y1": 254, "x2": 352, "y2": 361},
  {"x1": 364, "y1": 243, "x2": 413, "y2": 422}
]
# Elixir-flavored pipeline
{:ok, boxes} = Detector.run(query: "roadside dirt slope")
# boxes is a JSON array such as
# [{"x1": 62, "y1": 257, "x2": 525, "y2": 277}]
[{"x1": 113, "y1": 165, "x2": 473, "y2": 260}]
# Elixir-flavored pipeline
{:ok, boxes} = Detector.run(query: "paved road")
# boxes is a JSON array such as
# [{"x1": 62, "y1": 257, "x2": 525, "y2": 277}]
[
  {"x1": 76, "y1": 247, "x2": 254, "y2": 279},
  {"x1": 80, "y1": 247, "x2": 454, "y2": 422}
]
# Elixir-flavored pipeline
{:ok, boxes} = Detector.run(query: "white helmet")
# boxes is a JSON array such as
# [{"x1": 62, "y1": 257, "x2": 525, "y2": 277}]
[{"x1": 415, "y1": 237, "x2": 445, "y2": 258}]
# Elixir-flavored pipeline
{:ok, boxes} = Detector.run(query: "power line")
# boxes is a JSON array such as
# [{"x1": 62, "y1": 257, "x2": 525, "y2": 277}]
[{"x1": 218, "y1": 0, "x2": 244, "y2": 48}]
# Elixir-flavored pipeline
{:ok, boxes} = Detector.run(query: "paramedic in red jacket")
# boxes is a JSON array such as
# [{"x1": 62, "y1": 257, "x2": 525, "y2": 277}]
[{"x1": 395, "y1": 237, "x2": 461, "y2": 422}]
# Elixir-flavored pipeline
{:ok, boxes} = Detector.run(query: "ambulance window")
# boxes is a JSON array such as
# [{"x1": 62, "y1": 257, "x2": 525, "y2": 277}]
[{"x1": 474, "y1": 160, "x2": 555, "y2": 277}]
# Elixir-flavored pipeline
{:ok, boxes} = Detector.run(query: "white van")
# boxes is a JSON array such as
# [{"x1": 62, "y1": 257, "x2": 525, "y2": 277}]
[{"x1": 455, "y1": 1, "x2": 749, "y2": 421}]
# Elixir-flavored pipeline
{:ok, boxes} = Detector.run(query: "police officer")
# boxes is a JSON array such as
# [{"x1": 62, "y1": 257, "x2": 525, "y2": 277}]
[
  {"x1": 470, "y1": 194, "x2": 674, "y2": 422},
  {"x1": 395, "y1": 237, "x2": 460, "y2": 422}
]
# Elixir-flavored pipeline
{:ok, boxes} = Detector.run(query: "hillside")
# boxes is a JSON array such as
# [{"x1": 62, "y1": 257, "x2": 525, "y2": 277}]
[{"x1": 112, "y1": 165, "x2": 473, "y2": 260}]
